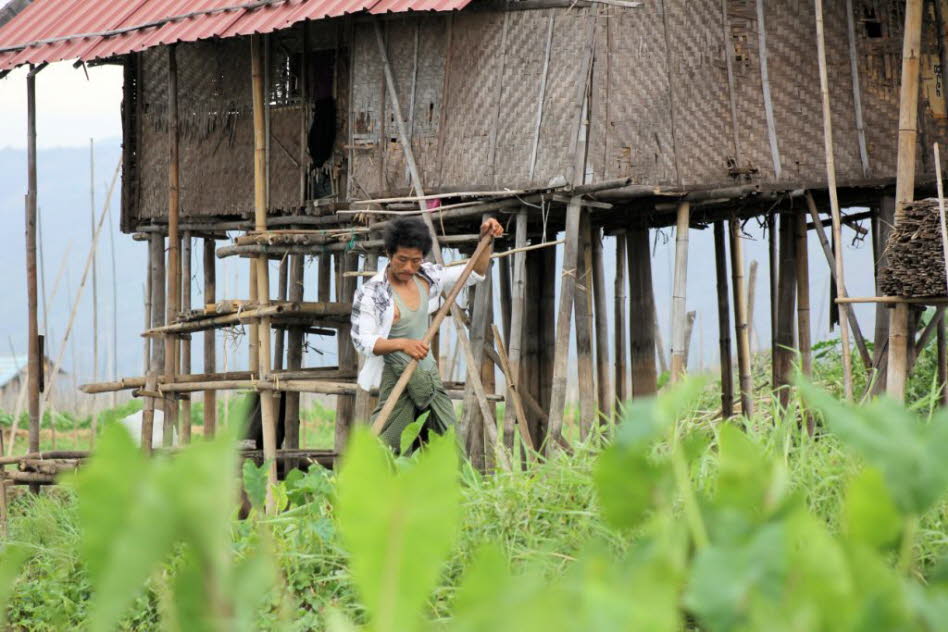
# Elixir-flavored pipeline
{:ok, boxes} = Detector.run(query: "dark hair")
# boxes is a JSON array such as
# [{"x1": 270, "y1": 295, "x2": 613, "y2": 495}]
[{"x1": 383, "y1": 217, "x2": 432, "y2": 256}]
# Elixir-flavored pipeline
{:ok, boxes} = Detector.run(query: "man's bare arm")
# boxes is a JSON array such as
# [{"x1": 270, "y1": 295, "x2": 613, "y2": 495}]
[
  {"x1": 373, "y1": 337, "x2": 429, "y2": 360},
  {"x1": 472, "y1": 217, "x2": 504, "y2": 275}
]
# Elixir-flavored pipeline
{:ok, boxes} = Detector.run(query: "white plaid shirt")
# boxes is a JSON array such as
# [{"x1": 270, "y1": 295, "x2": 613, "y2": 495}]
[{"x1": 351, "y1": 262, "x2": 485, "y2": 390}]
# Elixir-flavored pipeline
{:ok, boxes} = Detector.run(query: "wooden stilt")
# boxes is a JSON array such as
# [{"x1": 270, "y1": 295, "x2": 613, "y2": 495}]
[
  {"x1": 143, "y1": 234, "x2": 165, "y2": 451},
  {"x1": 25, "y1": 67, "x2": 40, "y2": 474},
  {"x1": 180, "y1": 232, "x2": 192, "y2": 443},
  {"x1": 713, "y1": 221, "x2": 734, "y2": 418},
  {"x1": 353, "y1": 253, "x2": 378, "y2": 426},
  {"x1": 768, "y1": 210, "x2": 778, "y2": 389},
  {"x1": 747, "y1": 259, "x2": 759, "y2": 352},
  {"x1": 273, "y1": 257, "x2": 289, "y2": 370},
  {"x1": 462, "y1": 235, "x2": 495, "y2": 467},
  {"x1": 163, "y1": 45, "x2": 181, "y2": 447},
  {"x1": 491, "y1": 325, "x2": 536, "y2": 458},
  {"x1": 670, "y1": 202, "x2": 691, "y2": 382},
  {"x1": 502, "y1": 211, "x2": 528, "y2": 450},
  {"x1": 285, "y1": 254, "x2": 304, "y2": 448},
  {"x1": 202, "y1": 239, "x2": 216, "y2": 438},
  {"x1": 871, "y1": 198, "x2": 894, "y2": 393},
  {"x1": 522, "y1": 247, "x2": 554, "y2": 450},
  {"x1": 498, "y1": 255, "x2": 512, "y2": 345},
  {"x1": 628, "y1": 227, "x2": 657, "y2": 398},
  {"x1": 774, "y1": 212, "x2": 797, "y2": 407},
  {"x1": 547, "y1": 197, "x2": 583, "y2": 452},
  {"x1": 795, "y1": 212, "x2": 812, "y2": 377},
  {"x1": 335, "y1": 252, "x2": 358, "y2": 453},
  {"x1": 591, "y1": 223, "x2": 613, "y2": 422},
  {"x1": 251, "y1": 34, "x2": 278, "y2": 514},
  {"x1": 729, "y1": 212, "x2": 754, "y2": 417},
  {"x1": 575, "y1": 211, "x2": 596, "y2": 438},
  {"x1": 613, "y1": 233, "x2": 629, "y2": 408}
]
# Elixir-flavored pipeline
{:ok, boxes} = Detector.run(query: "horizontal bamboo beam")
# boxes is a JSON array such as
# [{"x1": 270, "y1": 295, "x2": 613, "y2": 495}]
[
  {"x1": 217, "y1": 234, "x2": 484, "y2": 259},
  {"x1": 79, "y1": 366, "x2": 352, "y2": 394},
  {"x1": 143, "y1": 302, "x2": 351, "y2": 336}
]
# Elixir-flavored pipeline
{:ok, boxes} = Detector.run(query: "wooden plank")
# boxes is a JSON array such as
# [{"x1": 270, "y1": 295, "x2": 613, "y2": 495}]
[
  {"x1": 628, "y1": 227, "x2": 657, "y2": 398},
  {"x1": 729, "y1": 213, "x2": 754, "y2": 417},
  {"x1": 670, "y1": 202, "x2": 690, "y2": 382},
  {"x1": 713, "y1": 221, "x2": 733, "y2": 418}
]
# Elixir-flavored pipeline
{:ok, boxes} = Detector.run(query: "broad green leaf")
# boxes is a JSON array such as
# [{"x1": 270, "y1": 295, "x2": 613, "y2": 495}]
[
  {"x1": 400, "y1": 411, "x2": 429, "y2": 455},
  {"x1": 336, "y1": 428, "x2": 461, "y2": 632},
  {"x1": 242, "y1": 460, "x2": 268, "y2": 511},
  {"x1": 844, "y1": 468, "x2": 902, "y2": 551}
]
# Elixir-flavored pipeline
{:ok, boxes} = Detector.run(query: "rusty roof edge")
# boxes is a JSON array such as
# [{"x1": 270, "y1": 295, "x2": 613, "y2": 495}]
[{"x1": 0, "y1": 0, "x2": 296, "y2": 54}]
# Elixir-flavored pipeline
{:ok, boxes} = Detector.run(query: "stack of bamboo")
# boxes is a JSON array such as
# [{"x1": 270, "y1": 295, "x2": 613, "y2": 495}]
[{"x1": 880, "y1": 199, "x2": 948, "y2": 297}]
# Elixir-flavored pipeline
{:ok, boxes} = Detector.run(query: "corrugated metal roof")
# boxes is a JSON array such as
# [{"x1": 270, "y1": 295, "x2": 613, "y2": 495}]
[{"x1": 0, "y1": 0, "x2": 470, "y2": 70}]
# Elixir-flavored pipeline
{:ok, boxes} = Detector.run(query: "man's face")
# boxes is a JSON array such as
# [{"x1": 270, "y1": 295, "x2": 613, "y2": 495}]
[{"x1": 388, "y1": 247, "x2": 424, "y2": 282}]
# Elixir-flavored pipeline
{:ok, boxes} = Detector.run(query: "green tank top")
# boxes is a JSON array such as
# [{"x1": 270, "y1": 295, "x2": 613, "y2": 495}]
[{"x1": 387, "y1": 275, "x2": 435, "y2": 370}]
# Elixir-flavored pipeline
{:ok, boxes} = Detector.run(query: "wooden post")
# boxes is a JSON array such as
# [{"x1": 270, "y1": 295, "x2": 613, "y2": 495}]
[
  {"x1": 795, "y1": 211, "x2": 812, "y2": 377},
  {"x1": 628, "y1": 227, "x2": 657, "y2": 397},
  {"x1": 939, "y1": 313, "x2": 948, "y2": 406},
  {"x1": 335, "y1": 252, "x2": 358, "y2": 453},
  {"x1": 180, "y1": 232, "x2": 192, "y2": 443},
  {"x1": 591, "y1": 223, "x2": 612, "y2": 421},
  {"x1": 498, "y1": 255, "x2": 512, "y2": 346},
  {"x1": 89, "y1": 139, "x2": 98, "y2": 449},
  {"x1": 886, "y1": 0, "x2": 924, "y2": 399},
  {"x1": 768, "y1": 211, "x2": 778, "y2": 388},
  {"x1": 251, "y1": 34, "x2": 279, "y2": 514},
  {"x1": 670, "y1": 202, "x2": 691, "y2": 382},
  {"x1": 729, "y1": 213, "x2": 754, "y2": 417},
  {"x1": 143, "y1": 234, "x2": 165, "y2": 451},
  {"x1": 575, "y1": 211, "x2": 596, "y2": 437},
  {"x1": 202, "y1": 239, "x2": 216, "y2": 438},
  {"x1": 502, "y1": 211, "x2": 528, "y2": 450},
  {"x1": 461, "y1": 231, "x2": 495, "y2": 467},
  {"x1": 547, "y1": 197, "x2": 583, "y2": 452},
  {"x1": 774, "y1": 212, "x2": 797, "y2": 407},
  {"x1": 491, "y1": 325, "x2": 536, "y2": 457},
  {"x1": 713, "y1": 221, "x2": 734, "y2": 418},
  {"x1": 25, "y1": 67, "x2": 40, "y2": 472},
  {"x1": 353, "y1": 253, "x2": 378, "y2": 426},
  {"x1": 273, "y1": 257, "x2": 289, "y2": 370},
  {"x1": 815, "y1": 0, "x2": 853, "y2": 399},
  {"x1": 163, "y1": 45, "x2": 181, "y2": 447},
  {"x1": 522, "y1": 247, "x2": 555, "y2": 450},
  {"x1": 747, "y1": 260, "x2": 759, "y2": 352},
  {"x1": 613, "y1": 233, "x2": 628, "y2": 407},
  {"x1": 871, "y1": 197, "x2": 895, "y2": 393}
]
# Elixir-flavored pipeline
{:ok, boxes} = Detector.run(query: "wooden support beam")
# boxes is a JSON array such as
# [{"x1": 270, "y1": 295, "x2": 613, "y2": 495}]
[
  {"x1": 492, "y1": 324, "x2": 536, "y2": 459},
  {"x1": 729, "y1": 213, "x2": 754, "y2": 417},
  {"x1": 285, "y1": 254, "x2": 305, "y2": 450},
  {"x1": 354, "y1": 253, "x2": 379, "y2": 426},
  {"x1": 575, "y1": 211, "x2": 597, "y2": 438},
  {"x1": 502, "y1": 211, "x2": 528, "y2": 450},
  {"x1": 143, "y1": 234, "x2": 165, "y2": 451},
  {"x1": 628, "y1": 228, "x2": 657, "y2": 398},
  {"x1": 768, "y1": 210, "x2": 777, "y2": 388},
  {"x1": 25, "y1": 68, "x2": 40, "y2": 467},
  {"x1": 774, "y1": 212, "x2": 796, "y2": 407},
  {"x1": 670, "y1": 202, "x2": 690, "y2": 382},
  {"x1": 163, "y1": 45, "x2": 181, "y2": 446},
  {"x1": 180, "y1": 232, "x2": 192, "y2": 443},
  {"x1": 591, "y1": 223, "x2": 613, "y2": 422},
  {"x1": 547, "y1": 197, "x2": 583, "y2": 452},
  {"x1": 202, "y1": 239, "x2": 217, "y2": 438},
  {"x1": 613, "y1": 233, "x2": 629, "y2": 407},
  {"x1": 795, "y1": 212, "x2": 812, "y2": 377},
  {"x1": 887, "y1": 0, "x2": 924, "y2": 399},
  {"x1": 335, "y1": 252, "x2": 358, "y2": 453},
  {"x1": 713, "y1": 221, "x2": 733, "y2": 418}
]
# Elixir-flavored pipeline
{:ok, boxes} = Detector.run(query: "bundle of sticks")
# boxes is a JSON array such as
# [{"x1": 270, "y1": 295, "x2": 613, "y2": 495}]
[{"x1": 880, "y1": 198, "x2": 948, "y2": 298}]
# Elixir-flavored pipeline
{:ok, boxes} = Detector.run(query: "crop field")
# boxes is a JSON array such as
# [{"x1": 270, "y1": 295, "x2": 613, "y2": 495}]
[{"x1": 2, "y1": 340, "x2": 948, "y2": 631}]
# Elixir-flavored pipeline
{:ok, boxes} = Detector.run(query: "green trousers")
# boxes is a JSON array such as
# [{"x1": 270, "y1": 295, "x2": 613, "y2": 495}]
[{"x1": 372, "y1": 358, "x2": 456, "y2": 453}]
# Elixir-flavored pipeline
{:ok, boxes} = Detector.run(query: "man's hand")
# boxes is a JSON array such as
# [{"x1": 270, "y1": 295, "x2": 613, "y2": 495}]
[
  {"x1": 480, "y1": 217, "x2": 504, "y2": 238},
  {"x1": 400, "y1": 338, "x2": 430, "y2": 360}
]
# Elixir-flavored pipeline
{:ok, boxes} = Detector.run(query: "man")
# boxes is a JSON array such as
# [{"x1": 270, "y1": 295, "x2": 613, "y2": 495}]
[{"x1": 351, "y1": 216, "x2": 503, "y2": 451}]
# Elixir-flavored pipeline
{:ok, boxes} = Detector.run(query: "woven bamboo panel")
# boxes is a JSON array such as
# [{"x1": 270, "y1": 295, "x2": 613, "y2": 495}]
[
  {"x1": 409, "y1": 17, "x2": 448, "y2": 189},
  {"x1": 381, "y1": 18, "x2": 416, "y2": 191},
  {"x1": 665, "y1": 0, "x2": 733, "y2": 187},
  {"x1": 602, "y1": 4, "x2": 678, "y2": 185},
  {"x1": 348, "y1": 21, "x2": 385, "y2": 198}
]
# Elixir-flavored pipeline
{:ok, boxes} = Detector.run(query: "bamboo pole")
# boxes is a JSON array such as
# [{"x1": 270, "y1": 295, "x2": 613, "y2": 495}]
[
  {"x1": 547, "y1": 197, "x2": 583, "y2": 452},
  {"x1": 591, "y1": 224, "x2": 612, "y2": 421},
  {"x1": 203, "y1": 239, "x2": 217, "y2": 438},
  {"x1": 574, "y1": 211, "x2": 596, "y2": 438},
  {"x1": 887, "y1": 0, "x2": 924, "y2": 399},
  {"x1": 628, "y1": 228, "x2": 657, "y2": 397},
  {"x1": 670, "y1": 202, "x2": 691, "y2": 382},
  {"x1": 935, "y1": 144, "x2": 948, "y2": 294},
  {"x1": 795, "y1": 211, "x2": 812, "y2": 377},
  {"x1": 774, "y1": 212, "x2": 797, "y2": 407},
  {"x1": 491, "y1": 324, "x2": 536, "y2": 458},
  {"x1": 713, "y1": 221, "x2": 733, "y2": 418},
  {"x1": 163, "y1": 45, "x2": 181, "y2": 445},
  {"x1": 502, "y1": 211, "x2": 528, "y2": 450},
  {"x1": 747, "y1": 259, "x2": 758, "y2": 352},
  {"x1": 461, "y1": 237, "x2": 494, "y2": 468},
  {"x1": 729, "y1": 212, "x2": 754, "y2": 417},
  {"x1": 180, "y1": 233, "x2": 192, "y2": 443},
  {"x1": 613, "y1": 233, "x2": 628, "y2": 407},
  {"x1": 143, "y1": 234, "x2": 163, "y2": 451},
  {"x1": 768, "y1": 211, "x2": 777, "y2": 388},
  {"x1": 89, "y1": 139, "x2": 99, "y2": 448},
  {"x1": 284, "y1": 254, "x2": 304, "y2": 449},
  {"x1": 25, "y1": 67, "x2": 40, "y2": 472},
  {"x1": 814, "y1": 0, "x2": 853, "y2": 399},
  {"x1": 335, "y1": 252, "x2": 358, "y2": 453}
]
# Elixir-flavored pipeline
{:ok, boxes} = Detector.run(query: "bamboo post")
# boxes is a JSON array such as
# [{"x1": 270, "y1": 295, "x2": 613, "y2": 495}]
[
  {"x1": 461, "y1": 238, "x2": 494, "y2": 467},
  {"x1": 574, "y1": 211, "x2": 596, "y2": 438},
  {"x1": 670, "y1": 202, "x2": 691, "y2": 382},
  {"x1": 251, "y1": 35, "x2": 279, "y2": 514},
  {"x1": 498, "y1": 256, "x2": 512, "y2": 346},
  {"x1": 284, "y1": 254, "x2": 304, "y2": 448},
  {"x1": 202, "y1": 239, "x2": 217, "y2": 438},
  {"x1": 774, "y1": 212, "x2": 797, "y2": 407},
  {"x1": 628, "y1": 228, "x2": 657, "y2": 397},
  {"x1": 502, "y1": 211, "x2": 528, "y2": 450},
  {"x1": 547, "y1": 197, "x2": 583, "y2": 452},
  {"x1": 795, "y1": 212, "x2": 812, "y2": 377},
  {"x1": 747, "y1": 259, "x2": 759, "y2": 352},
  {"x1": 814, "y1": 0, "x2": 853, "y2": 399},
  {"x1": 335, "y1": 252, "x2": 358, "y2": 453},
  {"x1": 163, "y1": 45, "x2": 181, "y2": 445},
  {"x1": 591, "y1": 224, "x2": 613, "y2": 421},
  {"x1": 614, "y1": 233, "x2": 629, "y2": 407},
  {"x1": 729, "y1": 212, "x2": 754, "y2": 417},
  {"x1": 491, "y1": 324, "x2": 536, "y2": 458},
  {"x1": 273, "y1": 257, "x2": 289, "y2": 370},
  {"x1": 180, "y1": 233, "x2": 192, "y2": 443},
  {"x1": 886, "y1": 0, "x2": 924, "y2": 399},
  {"x1": 873, "y1": 196, "x2": 895, "y2": 386},
  {"x1": 25, "y1": 66, "x2": 40, "y2": 473},
  {"x1": 143, "y1": 234, "x2": 164, "y2": 451},
  {"x1": 768, "y1": 211, "x2": 778, "y2": 388},
  {"x1": 89, "y1": 139, "x2": 99, "y2": 449},
  {"x1": 713, "y1": 221, "x2": 734, "y2": 418},
  {"x1": 353, "y1": 253, "x2": 378, "y2": 425}
]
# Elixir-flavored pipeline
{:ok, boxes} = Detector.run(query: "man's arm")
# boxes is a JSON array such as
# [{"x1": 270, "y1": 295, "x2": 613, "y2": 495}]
[
  {"x1": 472, "y1": 217, "x2": 504, "y2": 276},
  {"x1": 372, "y1": 337, "x2": 429, "y2": 360}
]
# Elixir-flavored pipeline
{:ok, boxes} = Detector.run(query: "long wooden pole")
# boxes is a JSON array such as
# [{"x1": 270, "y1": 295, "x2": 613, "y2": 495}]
[
  {"x1": 371, "y1": 234, "x2": 494, "y2": 435},
  {"x1": 491, "y1": 324, "x2": 536, "y2": 458},
  {"x1": 502, "y1": 211, "x2": 528, "y2": 449},
  {"x1": 670, "y1": 201, "x2": 691, "y2": 382},
  {"x1": 795, "y1": 212, "x2": 812, "y2": 377},
  {"x1": 180, "y1": 232, "x2": 192, "y2": 443},
  {"x1": 628, "y1": 228, "x2": 657, "y2": 397},
  {"x1": 591, "y1": 224, "x2": 613, "y2": 421},
  {"x1": 613, "y1": 233, "x2": 628, "y2": 407},
  {"x1": 729, "y1": 212, "x2": 754, "y2": 417},
  {"x1": 887, "y1": 0, "x2": 924, "y2": 399},
  {"x1": 202, "y1": 239, "x2": 217, "y2": 438},
  {"x1": 164, "y1": 44, "x2": 181, "y2": 444},
  {"x1": 713, "y1": 221, "x2": 733, "y2": 418},
  {"x1": 251, "y1": 34, "x2": 279, "y2": 514},
  {"x1": 774, "y1": 212, "x2": 797, "y2": 407},
  {"x1": 25, "y1": 67, "x2": 40, "y2": 471},
  {"x1": 574, "y1": 211, "x2": 596, "y2": 438},
  {"x1": 89, "y1": 139, "x2": 99, "y2": 447}
]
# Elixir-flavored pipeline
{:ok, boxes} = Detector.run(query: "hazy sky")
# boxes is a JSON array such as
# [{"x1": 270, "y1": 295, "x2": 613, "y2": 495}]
[{"x1": 0, "y1": 61, "x2": 123, "y2": 149}]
